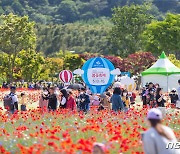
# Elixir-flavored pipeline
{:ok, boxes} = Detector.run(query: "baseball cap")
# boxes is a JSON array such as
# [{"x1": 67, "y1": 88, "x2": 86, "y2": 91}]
[{"x1": 147, "y1": 108, "x2": 162, "y2": 120}]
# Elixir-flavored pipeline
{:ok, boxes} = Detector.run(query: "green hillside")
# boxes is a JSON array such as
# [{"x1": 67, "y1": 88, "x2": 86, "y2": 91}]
[
  {"x1": 0, "y1": 0, "x2": 179, "y2": 55},
  {"x1": 0, "y1": 0, "x2": 179, "y2": 24}
]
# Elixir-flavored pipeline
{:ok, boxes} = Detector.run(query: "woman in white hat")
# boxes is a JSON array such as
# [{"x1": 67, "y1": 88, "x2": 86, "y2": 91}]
[{"x1": 143, "y1": 108, "x2": 179, "y2": 154}]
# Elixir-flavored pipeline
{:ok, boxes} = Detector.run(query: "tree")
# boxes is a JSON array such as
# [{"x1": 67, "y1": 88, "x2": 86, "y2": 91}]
[
  {"x1": 122, "y1": 52, "x2": 156, "y2": 75},
  {"x1": 64, "y1": 54, "x2": 84, "y2": 71},
  {"x1": 0, "y1": 52, "x2": 9, "y2": 81},
  {"x1": 153, "y1": 0, "x2": 179, "y2": 13},
  {"x1": 168, "y1": 54, "x2": 180, "y2": 68},
  {"x1": 17, "y1": 50, "x2": 45, "y2": 81},
  {"x1": 143, "y1": 13, "x2": 180, "y2": 57},
  {"x1": 79, "y1": 52, "x2": 156, "y2": 75},
  {"x1": 57, "y1": 0, "x2": 79, "y2": 23},
  {"x1": 36, "y1": 23, "x2": 112, "y2": 55},
  {"x1": 46, "y1": 57, "x2": 64, "y2": 82},
  {"x1": 109, "y1": 4, "x2": 152, "y2": 57},
  {"x1": 0, "y1": 13, "x2": 36, "y2": 82},
  {"x1": 104, "y1": 55, "x2": 122, "y2": 68}
]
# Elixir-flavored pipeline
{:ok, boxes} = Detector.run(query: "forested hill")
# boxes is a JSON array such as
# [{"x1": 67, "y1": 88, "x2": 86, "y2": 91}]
[{"x1": 0, "y1": 0, "x2": 179, "y2": 24}]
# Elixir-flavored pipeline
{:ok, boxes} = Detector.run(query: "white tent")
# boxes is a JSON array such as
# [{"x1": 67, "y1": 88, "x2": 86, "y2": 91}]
[{"x1": 141, "y1": 52, "x2": 180, "y2": 92}]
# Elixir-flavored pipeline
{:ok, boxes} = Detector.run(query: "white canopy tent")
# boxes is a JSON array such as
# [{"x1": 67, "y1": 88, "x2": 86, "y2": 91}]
[{"x1": 141, "y1": 52, "x2": 180, "y2": 92}]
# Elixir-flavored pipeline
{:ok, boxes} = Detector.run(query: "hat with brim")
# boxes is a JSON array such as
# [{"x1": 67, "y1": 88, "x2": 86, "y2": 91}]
[
  {"x1": 147, "y1": 108, "x2": 162, "y2": 120},
  {"x1": 171, "y1": 88, "x2": 176, "y2": 92}
]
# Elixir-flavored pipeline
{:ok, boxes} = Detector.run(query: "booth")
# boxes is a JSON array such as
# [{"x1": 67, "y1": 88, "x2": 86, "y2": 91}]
[{"x1": 141, "y1": 52, "x2": 180, "y2": 92}]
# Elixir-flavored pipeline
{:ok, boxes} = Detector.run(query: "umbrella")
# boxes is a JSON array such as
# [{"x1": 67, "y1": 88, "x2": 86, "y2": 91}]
[{"x1": 67, "y1": 84, "x2": 84, "y2": 90}]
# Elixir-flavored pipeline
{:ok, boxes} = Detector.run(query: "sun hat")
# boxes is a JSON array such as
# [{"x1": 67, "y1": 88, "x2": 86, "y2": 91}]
[
  {"x1": 147, "y1": 108, "x2": 162, "y2": 120},
  {"x1": 171, "y1": 88, "x2": 176, "y2": 92}
]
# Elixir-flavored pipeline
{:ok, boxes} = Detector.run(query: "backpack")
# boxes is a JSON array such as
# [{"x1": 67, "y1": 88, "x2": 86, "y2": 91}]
[{"x1": 3, "y1": 94, "x2": 14, "y2": 110}]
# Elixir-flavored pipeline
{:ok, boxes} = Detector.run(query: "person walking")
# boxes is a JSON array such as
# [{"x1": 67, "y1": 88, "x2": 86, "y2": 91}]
[
  {"x1": 121, "y1": 89, "x2": 130, "y2": 111},
  {"x1": 66, "y1": 90, "x2": 76, "y2": 111},
  {"x1": 39, "y1": 88, "x2": 49, "y2": 111},
  {"x1": 110, "y1": 87, "x2": 124, "y2": 112},
  {"x1": 59, "y1": 89, "x2": 68, "y2": 109},
  {"x1": 20, "y1": 93, "x2": 27, "y2": 111},
  {"x1": 9, "y1": 86, "x2": 18, "y2": 114},
  {"x1": 3, "y1": 86, "x2": 18, "y2": 114},
  {"x1": 99, "y1": 92, "x2": 111, "y2": 110},
  {"x1": 143, "y1": 108, "x2": 180, "y2": 154},
  {"x1": 48, "y1": 87, "x2": 57, "y2": 111},
  {"x1": 79, "y1": 88, "x2": 90, "y2": 113},
  {"x1": 156, "y1": 88, "x2": 166, "y2": 107}
]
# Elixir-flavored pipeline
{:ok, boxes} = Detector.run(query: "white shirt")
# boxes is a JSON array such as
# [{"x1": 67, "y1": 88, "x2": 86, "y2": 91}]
[
  {"x1": 61, "y1": 97, "x2": 66, "y2": 105},
  {"x1": 143, "y1": 126, "x2": 180, "y2": 154},
  {"x1": 9, "y1": 93, "x2": 18, "y2": 104}
]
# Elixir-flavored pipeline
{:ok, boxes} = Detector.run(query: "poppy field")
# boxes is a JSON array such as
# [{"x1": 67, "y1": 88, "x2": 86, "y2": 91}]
[
  {"x1": 0, "y1": 90, "x2": 180, "y2": 154},
  {"x1": 0, "y1": 108, "x2": 179, "y2": 154}
]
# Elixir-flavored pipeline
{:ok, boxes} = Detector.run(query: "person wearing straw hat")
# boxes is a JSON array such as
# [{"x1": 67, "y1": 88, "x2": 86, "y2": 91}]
[{"x1": 143, "y1": 108, "x2": 179, "y2": 154}]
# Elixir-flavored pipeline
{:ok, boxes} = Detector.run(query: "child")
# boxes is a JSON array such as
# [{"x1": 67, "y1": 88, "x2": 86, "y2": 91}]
[
  {"x1": 130, "y1": 92, "x2": 136, "y2": 105},
  {"x1": 20, "y1": 93, "x2": 27, "y2": 111},
  {"x1": 122, "y1": 89, "x2": 130, "y2": 111}
]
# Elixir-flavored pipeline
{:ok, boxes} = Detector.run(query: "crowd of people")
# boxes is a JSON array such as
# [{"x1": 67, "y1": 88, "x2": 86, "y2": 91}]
[
  {"x1": 140, "y1": 80, "x2": 180, "y2": 108},
  {"x1": 3, "y1": 79, "x2": 180, "y2": 114},
  {"x1": 3, "y1": 84, "x2": 138, "y2": 114}
]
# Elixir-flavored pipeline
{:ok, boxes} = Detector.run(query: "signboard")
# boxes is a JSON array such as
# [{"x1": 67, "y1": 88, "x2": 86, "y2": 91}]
[{"x1": 74, "y1": 57, "x2": 120, "y2": 94}]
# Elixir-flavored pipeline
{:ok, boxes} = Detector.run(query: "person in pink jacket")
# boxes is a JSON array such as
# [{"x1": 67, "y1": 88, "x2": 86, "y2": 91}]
[
  {"x1": 66, "y1": 90, "x2": 76, "y2": 111},
  {"x1": 39, "y1": 88, "x2": 49, "y2": 111}
]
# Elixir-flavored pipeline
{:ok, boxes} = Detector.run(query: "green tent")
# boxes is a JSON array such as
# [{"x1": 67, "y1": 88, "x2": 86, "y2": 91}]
[{"x1": 141, "y1": 52, "x2": 180, "y2": 91}]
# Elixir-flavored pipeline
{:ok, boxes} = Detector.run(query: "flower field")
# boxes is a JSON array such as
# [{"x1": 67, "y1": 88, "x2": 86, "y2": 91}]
[
  {"x1": 0, "y1": 106, "x2": 179, "y2": 154},
  {"x1": 0, "y1": 89, "x2": 179, "y2": 154}
]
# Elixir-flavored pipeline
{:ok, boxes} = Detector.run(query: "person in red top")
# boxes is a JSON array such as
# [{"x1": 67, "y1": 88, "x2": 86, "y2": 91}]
[{"x1": 66, "y1": 90, "x2": 76, "y2": 111}]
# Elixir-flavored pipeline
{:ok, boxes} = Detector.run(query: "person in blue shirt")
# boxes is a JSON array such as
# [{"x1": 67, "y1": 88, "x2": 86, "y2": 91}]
[
  {"x1": 78, "y1": 88, "x2": 90, "y2": 113},
  {"x1": 110, "y1": 87, "x2": 124, "y2": 112}
]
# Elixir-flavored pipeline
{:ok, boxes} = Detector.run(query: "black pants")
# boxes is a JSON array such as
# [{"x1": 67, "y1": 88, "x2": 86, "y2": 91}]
[
  {"x1": 79, "y1": 103, "x2": 86, "y2": 112},
  {"x1": 10, "y1": 102, "x2": 18, "y2": 114},
  {"x1": 142, "y1": 96, "x2": 146, "y2": 105},
  {"x1": 14, "y1": 102, "x2": 18, "y2": 110}
]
